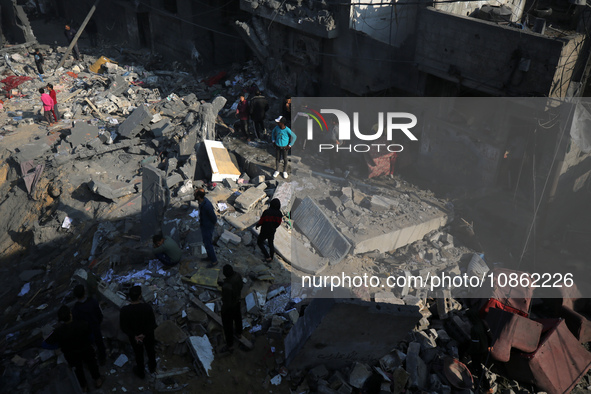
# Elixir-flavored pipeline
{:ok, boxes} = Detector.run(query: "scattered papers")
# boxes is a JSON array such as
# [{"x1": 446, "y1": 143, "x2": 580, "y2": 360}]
[
  {"x1": 18, "y1": 283, "x2": 30, "y2": 296},
  {"x1": 61, "y1": 216, "x2": 72, "y2": 229},
  {"x1": 114, "y1": 354, "x2": 128, "y2": 367}
]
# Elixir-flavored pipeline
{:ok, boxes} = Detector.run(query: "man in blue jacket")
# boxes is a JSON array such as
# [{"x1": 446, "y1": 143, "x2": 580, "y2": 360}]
[
  {"x1": 195, "y1": 188, "x2": 218, "y2": 267},
  {"x1": 271, "y1": 116, "x2": 297, "y2": 179}
]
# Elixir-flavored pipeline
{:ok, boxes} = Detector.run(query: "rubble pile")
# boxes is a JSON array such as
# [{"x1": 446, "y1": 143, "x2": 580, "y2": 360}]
[{"x1": 0, "y1": 36, "x2": 590, "y2": 394}]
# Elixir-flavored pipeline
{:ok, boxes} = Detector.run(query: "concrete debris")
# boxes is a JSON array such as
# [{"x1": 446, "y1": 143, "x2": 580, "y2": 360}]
[{"x1": 0, "y1": 18, "x2": 588, "y2": 394}]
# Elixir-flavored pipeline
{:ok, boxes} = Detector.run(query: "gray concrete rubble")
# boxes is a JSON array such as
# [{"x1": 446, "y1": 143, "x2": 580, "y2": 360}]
[{"x1": 0, "y1": 21, "x2": 589, "y2": 394}]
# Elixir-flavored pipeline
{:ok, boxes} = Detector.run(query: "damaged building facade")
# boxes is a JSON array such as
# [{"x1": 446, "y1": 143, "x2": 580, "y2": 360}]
[{"x1": 1, "y1": 1, "x2": 591, "y2": 394}]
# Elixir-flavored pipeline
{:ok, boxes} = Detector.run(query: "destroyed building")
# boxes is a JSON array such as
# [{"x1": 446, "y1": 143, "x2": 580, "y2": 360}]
[{"x1": 0, "y1": 2, "x2": 590, "y2": 394}]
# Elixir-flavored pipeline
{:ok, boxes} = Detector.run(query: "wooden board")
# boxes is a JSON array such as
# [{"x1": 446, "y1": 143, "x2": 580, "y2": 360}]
[
  {"x1": 189, "y1": 295, "x2": 254, "y2": 349},
  {"x1": 203, "y1": 140, "x2": 241, "y2": 182}
]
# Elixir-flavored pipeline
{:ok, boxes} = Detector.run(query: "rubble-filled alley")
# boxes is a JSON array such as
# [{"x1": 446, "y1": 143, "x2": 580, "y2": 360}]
[{"x1": 1, "y1": 3, "x2": 591, "y2": 394}]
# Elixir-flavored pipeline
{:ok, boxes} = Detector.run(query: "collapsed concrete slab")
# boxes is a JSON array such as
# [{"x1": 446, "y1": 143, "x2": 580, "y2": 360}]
[
  {"x1": 67, "y1": 122, "x2": 100, "y2": 147},
  {"x1": 225, "y1": 211, "x2": 259, "y2": 231},
  {"x1": 88, "y1": 179, "x2": 136, "y2": 201},
  {"x1": 292, "y1": 197, "x2": 352, "y2": 264},
  {"x1": 118, "y1": 105, "x2": 152, "y2": 138},
  {"x1": 345, "y1": 204, "x2": 448, "y2": 255},
  {"x1": 252, "y1": 226, "x2": 328, "y2": 274},
  {"x1": 234, "y1": 187, "x2": 266, "y2": 212},
  {"x1": 141, "y1": 165, "x2": 167, "y2": 241},
  {"x1": 285, "y1": 298, "x2": 421, "y2": 370},
  {"x1": 203, "y1": 140, "x2": 241, "y2": 182},
  {"x1": 272, "y1": 181, "x2": 295, "y2": 215}
]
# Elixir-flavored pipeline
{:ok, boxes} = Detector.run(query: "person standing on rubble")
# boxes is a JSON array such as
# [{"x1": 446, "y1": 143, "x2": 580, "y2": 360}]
[
  {"x1": 72, "y1": 284, "x2": 107, "y2": 366},
  {"x1": 195, "y1": 188, "x2": 218, "y2": 267},
  {"x1": 46, "y1": 84, "x2": 59, "y2": 122},
  {"x1": 43, "y1": 305, "x2": 104, "y2": 392},
  {"x1": 64, "y1": 24, "x2": 80, "y2": 60},
  {"x1": 120, "y1": 286, "x2": 157, "y2": 379},
  {"x1": 236, "y1": 94, "x2": 251, "y2": 141},
  {"x1": 33, "y1": 48, "x2": 44, "y2": 75},
  {"x1": 152, "y1": 233, "x2": 182, "y2": 267},
  {"x1": 249, "y1": 90, "x2": 269, "y2": 140},
  {"x1": 256, "y1": 198, "x2": 282, "y2": 262},
  {"x1": 272, "y1": 116, "x2": 297, "y2": 179},
  {"x1": 282, "y1": 95, "x2": 292, "y2": 127},
  {"x1": 218, "y1": 264, "x2": 243, "y2": 353},
  {"x1": 39, "y1": 88, "x2": 55, "y2": 126}
]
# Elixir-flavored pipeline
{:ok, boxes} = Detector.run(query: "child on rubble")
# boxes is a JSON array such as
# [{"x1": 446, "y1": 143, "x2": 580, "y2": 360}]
[
  {"x1": 39, "y1": 88, "x2": 55, "y2": 126},
  {"x1": 255, "y1": 198, "x2": 282, "y2": 263}
]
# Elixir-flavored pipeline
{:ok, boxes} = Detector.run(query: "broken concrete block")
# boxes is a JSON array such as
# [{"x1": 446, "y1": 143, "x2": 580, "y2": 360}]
[
  {"x1": 374, "y1": 291, "x2": 404, "y2": 305},
  {"x1": 272, "y1": 181, "x2": 295, "y2": 214},
  {"x1": 225, "y1": 211, "x2": 259, "y2": 231},
  {"x1": 392, "y1": 367, "x2": 409, "y2": 394},
  {"x1": 141, "y1": 165, "x2": 167, "y2": 241},
  {"x1": 179, "y1": 154, "x2": 197, "y2": 180},
  {"x1": 251, "y1": 175, "x2": 265, "y2": 184},
  {"x1": 235, "y1": 187, "x2": 267, "y2": 212},
  {"x1": 405, "y1": 342, "x2": 427, "y2": 389},
  {"x1": 245, "y1": 292, "x2": 260, "y2": 314},
  {"x1": 108, "y1": 74, "x2": 128, "y2": 96},
  {"x1": 88, "y1": 180, "x2": 135, "y2": 200},
  {"x1": 326, "y1": 196, "x2": 342, "y2": 211},
  {"x1": 68, "y1": 121, "x2": 99, "y2": 147},
  {"x1": 349, "y1": 363, "x2": 372, "y2": 389},
  {"x1": 285, "y1": 299, "x2": 421, "y2": 370},
  {"x1": 154, "y1": 320, "x2": 187, "y2": 345},
  {"x1": 309, "y1": 364, "x2": 329, "y2": 381},
  {"x1": 151, "y1": 120, "x2": 175, "y2": 138},
  {"x1": 223, "y1": 178, "x2": 237, "y2": 189},
  {"x1": 118, "y1": 105, "x2": 152, "y2": 138},
  {"x1": 242, "y1": 232, "x2": 253, "y2": 246},
  {"x1": 220, "y1": 230, "x2": 241, "y2": 245},
  {"x1": 292, "y1": 197, "x2": 352, "y2": 264},
  {"x1": 166, "y1": 173, "x2": 183, "y2": 188}
]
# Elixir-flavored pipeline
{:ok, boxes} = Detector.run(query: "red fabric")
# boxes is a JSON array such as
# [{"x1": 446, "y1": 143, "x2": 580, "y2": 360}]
[
  {"x1": 66, "y1": 71, "x2": 78, "y2": 78},
  {"x1": 480, "y1": 298, "x2": 529, "y2": 319},
  {"x1": 367, "y1": 152, "x2": 397, "y2": 178},
  {"x1": 1, "y1": 76, "x2": 33, "y2": 97},
  {"x1": 49, "y1": 89, "x2": 58, "y2": 104},
  {"x1": 205, "y1": 71, "x2": 227, "y2": 87}
]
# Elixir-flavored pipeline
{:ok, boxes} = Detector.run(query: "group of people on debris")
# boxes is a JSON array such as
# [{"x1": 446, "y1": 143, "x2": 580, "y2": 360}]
[
  {"x1": 151, "y1": 189, "x2": 282, "y2": 268},
  {"x1": 39, "y1": 84, "x2": 59, "y2": 126},
  {"x1": 235, "y1": 91, "x2": 297, "y2": 179},
  {"x1": 41, "y1": 187, "x2": 284, "y2": 390}
]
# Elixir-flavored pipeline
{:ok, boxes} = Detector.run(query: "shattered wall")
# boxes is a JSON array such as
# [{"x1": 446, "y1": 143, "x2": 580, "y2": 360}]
[
  {"x1": 415, "y1": 7, "x2": 579, "y2": 97},
  {"x1": 61, "y1": 0, "x2": 248, "y2": 67},
  {"x1": 349, "y1": 0, "x2": 418, "y2": 48},
  {"x1": 0, "y1": 0, "x2": 36, "y2": 44}
]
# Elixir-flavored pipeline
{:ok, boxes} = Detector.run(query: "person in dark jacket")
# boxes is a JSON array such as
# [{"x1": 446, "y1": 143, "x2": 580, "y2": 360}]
[
  {"x1": 256, "y1": 198, "x2": 282, "y2": 262},
  {"x1": 120, "y1": 286, "x2": 157, "y2": 379},
  {"x1": 282, "y1": 95, "x2": 291, "y2": 127},
  {"x1": 43, "y1": 305, "x2": 103, "y2": 391},
  {"x1": 249, "y1": 90, "x2": 269, "y2": 139},
  {"x1": 195, "y1": 188, "x2": 218, "y2": 267},
  {"x1": 236, "y1": 94, "x2": 251, "y2": 140},
  {"x1": 72, "y1": 284, "x2": 106, "y2": 366},
  {"x1": 33, "y1": 48, "x2": 44, "y2": 74},
  {"x1": 219, "y1": 264, "x2": 243, "y2": 353},
  {"x1": 64, "y1": 24, "x2": 80, "y2": 60}
]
